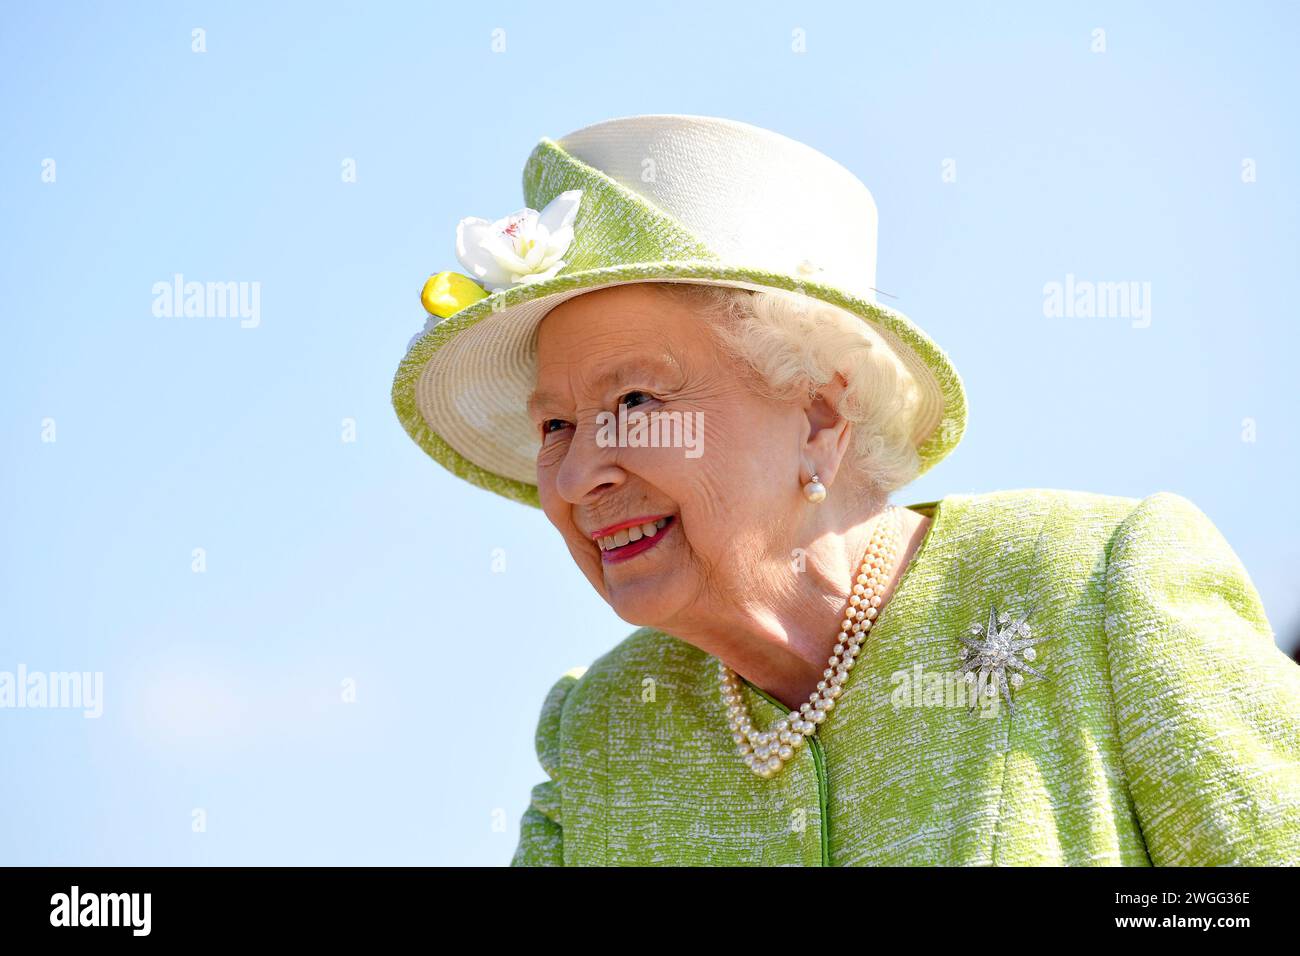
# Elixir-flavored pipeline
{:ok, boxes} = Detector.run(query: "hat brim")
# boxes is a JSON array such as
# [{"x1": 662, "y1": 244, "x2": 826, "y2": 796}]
[{"x1": 392, "y1": 259, "x2": 967, "y2": 509}]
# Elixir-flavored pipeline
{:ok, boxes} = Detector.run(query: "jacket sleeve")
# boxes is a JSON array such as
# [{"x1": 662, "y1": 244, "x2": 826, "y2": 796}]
[
  {"x1": 1103, "y1": 491, "x2": 1300, "y2": 865},
  {"x1": 509, "y1": 667, "x2": 586, "y2": 866}
]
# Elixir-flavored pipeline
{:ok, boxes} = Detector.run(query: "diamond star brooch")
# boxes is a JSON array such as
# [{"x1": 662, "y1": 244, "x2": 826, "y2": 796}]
[{"x1": 958, "y1": 606, "x2": 1051, "y2": 715}]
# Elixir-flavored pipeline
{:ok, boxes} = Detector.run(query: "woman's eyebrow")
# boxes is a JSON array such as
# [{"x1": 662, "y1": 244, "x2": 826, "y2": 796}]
[{"x1": 527, "y1": 357, "x2": 677, "y2": 415}]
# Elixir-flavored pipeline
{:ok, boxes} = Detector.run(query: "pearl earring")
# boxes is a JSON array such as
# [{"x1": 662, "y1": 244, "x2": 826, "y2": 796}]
[{"x1": 803, "y1": 473, "x2": 827, "y2": 503}]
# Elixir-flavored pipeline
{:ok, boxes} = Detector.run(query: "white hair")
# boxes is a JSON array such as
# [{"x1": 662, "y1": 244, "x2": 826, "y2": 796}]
[{"x1": 652, "y1": 282, "x2": 924, "y2": 497}]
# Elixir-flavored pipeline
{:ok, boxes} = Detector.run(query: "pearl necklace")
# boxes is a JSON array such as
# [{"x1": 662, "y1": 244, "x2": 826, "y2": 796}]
[{"x1": 717, "y1": 504, "x2": 903, "y2": 779}]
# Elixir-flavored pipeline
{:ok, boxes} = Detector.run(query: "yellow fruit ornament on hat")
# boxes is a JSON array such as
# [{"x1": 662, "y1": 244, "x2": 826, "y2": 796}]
[{"x1": 420, "y1": 271, "x2": 489, "y2": 319}]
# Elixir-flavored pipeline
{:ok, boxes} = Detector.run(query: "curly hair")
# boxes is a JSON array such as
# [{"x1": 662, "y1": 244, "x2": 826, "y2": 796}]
[{"x1": 651, "y1": 281, "x2": 924, "y2": 497}]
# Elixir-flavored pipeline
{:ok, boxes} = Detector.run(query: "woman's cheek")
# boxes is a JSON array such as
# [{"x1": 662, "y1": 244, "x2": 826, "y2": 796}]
[{"x1": 534, "y1": 439, "x2": 568, "y2": 483}]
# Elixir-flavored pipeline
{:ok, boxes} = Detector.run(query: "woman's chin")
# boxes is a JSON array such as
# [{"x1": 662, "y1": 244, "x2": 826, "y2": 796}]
[{"x1": 603, "y1": 576, "x2": 681, "y2": 627}]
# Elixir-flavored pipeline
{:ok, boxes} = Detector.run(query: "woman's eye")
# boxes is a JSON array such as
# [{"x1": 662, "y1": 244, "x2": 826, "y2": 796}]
[
  {"x1": 619, "y1": 390, "x2": 653, "y2": 409},
  {"x1": 541, "y1": 418, "x2": 570, "y2": 435}
]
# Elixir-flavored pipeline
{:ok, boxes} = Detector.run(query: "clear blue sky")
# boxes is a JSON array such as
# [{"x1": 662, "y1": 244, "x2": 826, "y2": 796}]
[{"x1": 2, "y1": 1, "x2": 1297, "y2": 865}]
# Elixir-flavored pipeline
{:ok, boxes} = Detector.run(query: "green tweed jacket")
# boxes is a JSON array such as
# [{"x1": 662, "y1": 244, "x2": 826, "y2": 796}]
[{"x1": 510, "y1": 489, "x2": 1300, "y2": 866}]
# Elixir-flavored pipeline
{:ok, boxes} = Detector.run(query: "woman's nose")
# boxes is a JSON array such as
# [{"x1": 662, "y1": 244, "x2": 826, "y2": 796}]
[{"x1": 554, "y1": 418, "x2": 626, "y2": 504}]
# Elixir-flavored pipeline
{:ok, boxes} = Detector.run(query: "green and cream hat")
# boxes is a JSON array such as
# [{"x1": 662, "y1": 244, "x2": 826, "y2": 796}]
[{"x1": 392, "y1": 114, "x2": 967, "y2": 508}]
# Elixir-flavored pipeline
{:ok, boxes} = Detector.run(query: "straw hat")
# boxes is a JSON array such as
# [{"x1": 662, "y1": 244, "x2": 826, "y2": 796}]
[{"x1": 392, "y1": 113, "x2": 966, "y2": 508}]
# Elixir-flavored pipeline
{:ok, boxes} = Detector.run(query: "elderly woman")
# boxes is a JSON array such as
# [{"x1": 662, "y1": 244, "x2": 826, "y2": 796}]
[{"x1": 393, "y1": 115, "x2": 1300, "y2": 866}]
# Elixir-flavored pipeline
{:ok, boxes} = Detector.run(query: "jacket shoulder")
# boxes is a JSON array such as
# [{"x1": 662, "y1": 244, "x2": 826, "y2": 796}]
[
  {"x1": 535, "y1": 626, "x2": 705, "y2": 722},
  {"x1": 915, "y1": 488, "x2": 1139, "y2": 555},
  {"x1": 931, "y1": 488, "x2": 1231, "y2": 552},
  {"x1": 925, "y1": 487, "x2": 1140, "y2": 516},
  {"x1": 568, "y1": 626, "x2": 708, "y2": 697}
]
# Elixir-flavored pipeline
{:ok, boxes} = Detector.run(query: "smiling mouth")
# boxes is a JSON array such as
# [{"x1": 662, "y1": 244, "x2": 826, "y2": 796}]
[{"x1": 597, "y1": 515, "x2": 676, "y2": 564}]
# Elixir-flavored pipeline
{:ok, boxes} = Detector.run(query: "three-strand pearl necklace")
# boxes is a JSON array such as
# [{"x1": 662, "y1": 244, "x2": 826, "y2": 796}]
[{"x1": 717, "y1": 504, "x2": 903, "y2": 779}]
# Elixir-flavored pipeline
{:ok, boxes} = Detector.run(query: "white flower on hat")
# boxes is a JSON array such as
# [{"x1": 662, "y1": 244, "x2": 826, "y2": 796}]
[{"x1": 455, "y1": 189, "x2": 583, "y2": 292}]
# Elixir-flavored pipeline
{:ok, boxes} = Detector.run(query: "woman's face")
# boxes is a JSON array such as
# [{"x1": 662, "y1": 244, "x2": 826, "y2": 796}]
[{"x1": 529, "y1": 283, "x2": 817, "y2": 631}]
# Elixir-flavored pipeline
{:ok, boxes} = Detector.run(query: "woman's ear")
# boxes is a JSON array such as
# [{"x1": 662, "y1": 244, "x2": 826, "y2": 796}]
[{"x1": 801, "y1": 371, "x2": 853, "y2": 487}]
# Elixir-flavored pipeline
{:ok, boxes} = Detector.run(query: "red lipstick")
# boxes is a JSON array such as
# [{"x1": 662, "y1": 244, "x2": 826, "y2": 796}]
[{"x1": 598, "y1": 515, "x2": 676, "y2": 565}]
